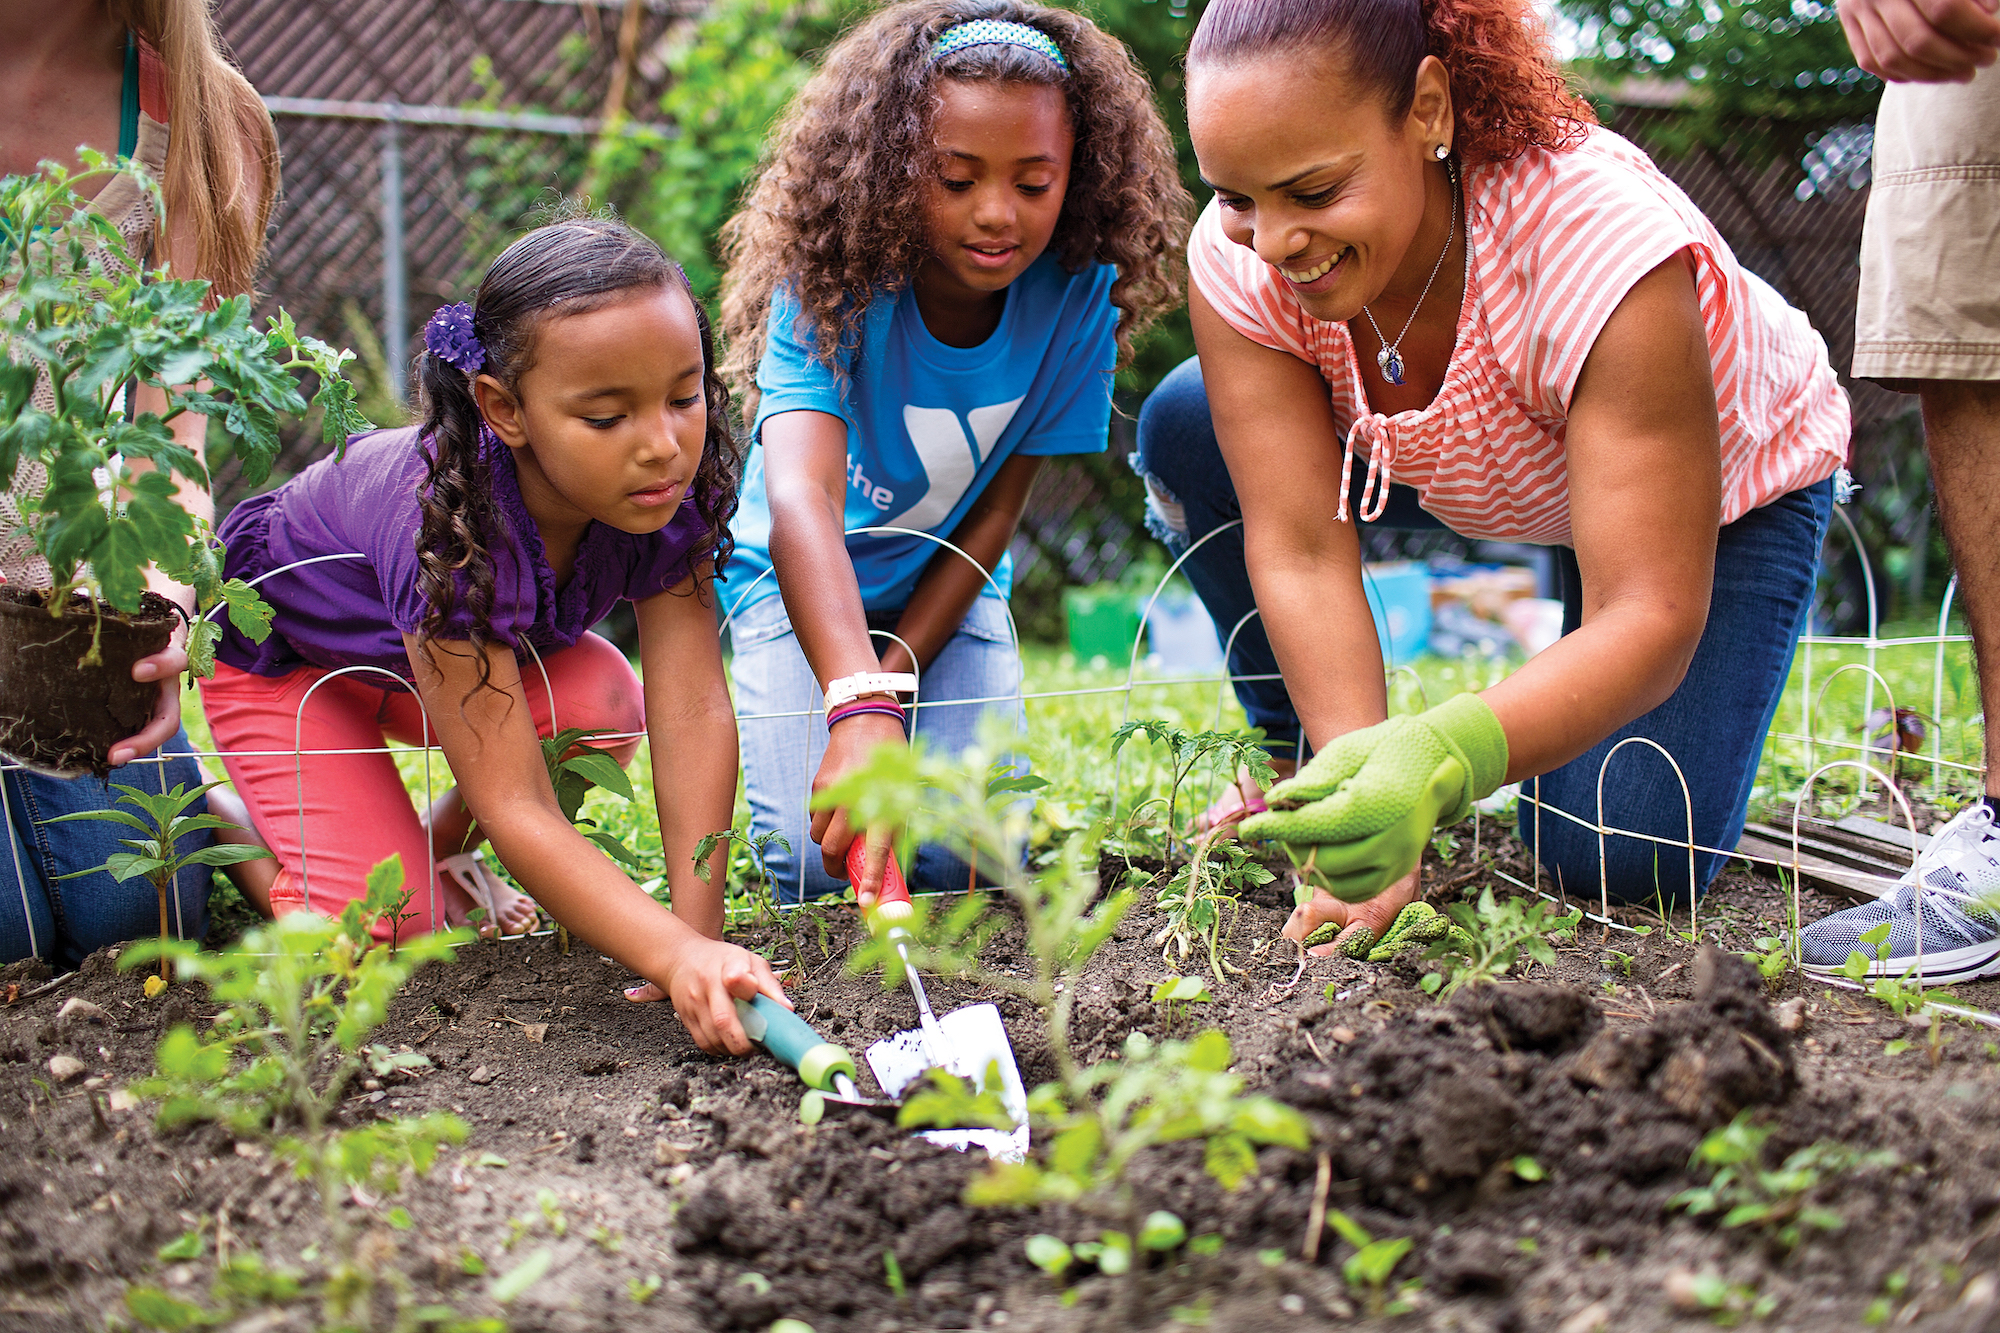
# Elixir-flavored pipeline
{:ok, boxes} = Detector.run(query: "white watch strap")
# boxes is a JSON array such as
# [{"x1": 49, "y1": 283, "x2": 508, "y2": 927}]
[{"x1": 824, "y1": 671, "x2": 919, "y2": 708}]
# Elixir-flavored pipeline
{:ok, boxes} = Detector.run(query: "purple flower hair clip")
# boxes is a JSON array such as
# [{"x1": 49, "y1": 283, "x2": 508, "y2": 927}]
[{"x1": 424, "y1": 302, "x2": 485, "y2": 375}]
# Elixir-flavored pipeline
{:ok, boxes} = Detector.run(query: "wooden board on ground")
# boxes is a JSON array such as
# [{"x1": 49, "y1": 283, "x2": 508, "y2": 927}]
[{"x1": 1734, "y1": 815, "x2": 1926, "y2": 903}]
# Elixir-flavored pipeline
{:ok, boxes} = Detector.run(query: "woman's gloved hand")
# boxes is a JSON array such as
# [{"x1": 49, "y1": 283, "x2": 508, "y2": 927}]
[{"x1": 1240, "y1": 693, "x2": 1507, "y2": 902}]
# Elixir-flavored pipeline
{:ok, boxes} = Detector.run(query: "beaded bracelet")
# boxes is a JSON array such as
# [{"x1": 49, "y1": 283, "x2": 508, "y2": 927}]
[{"x1": 827, "y1": 701, "x2": 907, "y2": 729}]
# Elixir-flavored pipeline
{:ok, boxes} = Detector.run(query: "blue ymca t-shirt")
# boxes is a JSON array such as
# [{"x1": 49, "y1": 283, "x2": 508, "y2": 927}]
[{"x1": 727, "y1": 253, "x2": 1118, "y2": 614}]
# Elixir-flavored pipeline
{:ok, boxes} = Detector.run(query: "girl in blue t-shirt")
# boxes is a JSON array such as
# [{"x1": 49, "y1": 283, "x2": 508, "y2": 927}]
[
  {"x1": 200, "y1": 218, "x2": 788, "y2": 1055},
  {"x1": 717, "y1": 1, "x2": 1190, "y2": 904}
]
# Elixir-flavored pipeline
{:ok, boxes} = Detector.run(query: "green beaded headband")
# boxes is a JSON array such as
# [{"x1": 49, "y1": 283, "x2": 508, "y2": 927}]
[{"x1": 929, "y1": 19, "x2": 1070, "y2": 73}]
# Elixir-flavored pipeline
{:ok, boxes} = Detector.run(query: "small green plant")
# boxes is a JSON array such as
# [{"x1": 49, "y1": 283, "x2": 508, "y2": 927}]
[
  {"x1": 540, "y1": 726, "x2": 644, "y2": 869},
  {"x1": 1864, "y1": 1271, "x2": 1910, "y2": 1325},
  {"x1": 1682, "y1": 1272, "x2": 1779, "y2": 1326},
  {"x1": 536, "y1": 1188, "x2": 568, "y2": 1238},
  {"x1": 48, "y1": 779, "x2": 271, "y2": 983},
  {"x1": 1110, "y1": 720, "x2": 1275, "y2": 843},
  {"x1": 1670, "y1": 1113, "x2": 1896, "y2": 1252},
  {"x1": 119, "y1": 859, "x2": 484, "y2": 1330},
  {"x1": 1132, "y1": 834, "x2": 1272, "y2": 988},
  {"x1": 832, "y1": 727, "x2": 1309, "y2": 1308},
  {"x1": 1151, "y1": 975, "x2": 1212, "y2": 1036},
  {"x1": 1743, "y1": 936, "x2": 1790, "y2": 983},
  {"x1": 1419, "y1": 888, "x2": 1581, "y2": 997},
  {"x1": 1325, "y1": 1210, "x2": 1417, "y2": 1317},
  {"x1": 693, "y1": 826, "x2": 791, "y2": 932},
  {"x1": 1603, "y1": 949, "x2": 1637, "y2": 976}
]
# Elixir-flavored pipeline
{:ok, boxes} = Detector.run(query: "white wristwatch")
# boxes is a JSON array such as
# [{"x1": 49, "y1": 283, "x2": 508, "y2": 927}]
[{"x1": 824, "y1": 671, "x2": 919, "y2": 708}]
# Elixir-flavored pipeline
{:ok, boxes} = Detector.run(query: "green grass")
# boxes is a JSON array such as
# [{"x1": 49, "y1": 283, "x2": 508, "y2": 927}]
[{"x1": 170, "y1": 618, "x2": 1985, "y2": 915}]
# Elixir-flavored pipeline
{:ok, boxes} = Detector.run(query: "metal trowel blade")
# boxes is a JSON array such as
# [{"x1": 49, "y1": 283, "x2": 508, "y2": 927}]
[{"x1": 865, "y1": 1002, "x2": 1029, "y2": 1163}]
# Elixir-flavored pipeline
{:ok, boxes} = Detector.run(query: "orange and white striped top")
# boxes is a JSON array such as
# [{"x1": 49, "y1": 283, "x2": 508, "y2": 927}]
[{"x1": 1188, "y1": 124, "x2": 1849, "y2": 544}]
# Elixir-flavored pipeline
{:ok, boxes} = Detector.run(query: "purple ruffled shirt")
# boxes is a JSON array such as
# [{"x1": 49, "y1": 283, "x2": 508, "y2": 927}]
[{"x1": 215, "y1": 427, "x2": 710, "y2": 679}]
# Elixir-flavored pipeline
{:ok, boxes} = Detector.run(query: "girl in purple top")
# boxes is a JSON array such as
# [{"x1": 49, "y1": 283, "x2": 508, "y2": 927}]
[{"x1": 200, "y1": 218, "x2": 788, "y2": 1055}]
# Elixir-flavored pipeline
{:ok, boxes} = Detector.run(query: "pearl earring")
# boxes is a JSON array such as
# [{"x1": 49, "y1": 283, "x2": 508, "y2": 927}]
[{"x1": 1434, "y1": 144, "x2": 1451, "y2": 160}]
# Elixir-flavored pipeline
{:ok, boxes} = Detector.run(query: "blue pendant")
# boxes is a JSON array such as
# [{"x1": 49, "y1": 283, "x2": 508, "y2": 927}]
[{"x1": 1377, "y1": 346, "x2": 1406, "y2": 387}]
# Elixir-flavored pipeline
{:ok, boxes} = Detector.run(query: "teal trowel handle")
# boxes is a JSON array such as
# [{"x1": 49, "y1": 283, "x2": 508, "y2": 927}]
[{"x1": 733, "y1": 994, "x2": 858, "y2": 1092}]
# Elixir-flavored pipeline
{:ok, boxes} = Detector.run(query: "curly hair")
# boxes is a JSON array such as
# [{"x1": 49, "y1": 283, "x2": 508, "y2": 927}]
[
  {"x1": 413, "y1": 216, "x2": 739, "y2": 698},
  {"x1": 1188, "y1": 0, "x2": 1595, "y2": 167},
  {"x1": 718, "y1": 0, "x2": 1191, "y2": 414}
]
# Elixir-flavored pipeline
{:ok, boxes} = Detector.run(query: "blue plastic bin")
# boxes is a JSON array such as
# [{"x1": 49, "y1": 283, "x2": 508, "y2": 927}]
[{"x1": 1363, "y1": 561, "x2": 1432, "y2": 665}]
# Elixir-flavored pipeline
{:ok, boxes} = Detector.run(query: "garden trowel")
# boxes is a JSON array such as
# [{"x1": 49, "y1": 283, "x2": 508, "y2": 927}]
[{"x1": 864, "y1": 908, "x2": 1029, "y2": 1164}]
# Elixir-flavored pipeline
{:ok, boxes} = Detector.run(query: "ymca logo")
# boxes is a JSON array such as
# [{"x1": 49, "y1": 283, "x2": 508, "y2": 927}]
[{"x1": 849, "y1": 397, "x2": 1023, "y2": 529}]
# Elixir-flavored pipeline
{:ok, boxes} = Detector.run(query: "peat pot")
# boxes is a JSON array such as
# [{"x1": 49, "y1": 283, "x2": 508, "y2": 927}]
[{"x1": 0, "y1": 586, "x2": 176, "y2": 777}]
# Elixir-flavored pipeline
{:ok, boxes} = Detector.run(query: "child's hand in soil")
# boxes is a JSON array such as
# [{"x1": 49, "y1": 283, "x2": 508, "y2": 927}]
[
  {"x1": 1284, "y1": 869, "x2": 1421, "y2": 956},
  {"x1": 624, "y1": 937, "x2": 790, "y2": 1055},
  {"x1": 108, "y1": 639, "x2": 188, "y2": 767}
]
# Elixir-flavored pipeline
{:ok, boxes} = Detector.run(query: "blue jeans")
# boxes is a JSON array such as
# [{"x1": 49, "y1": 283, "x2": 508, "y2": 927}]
[
  {"x1": 1133, "y1": 355, "x2": 1833, "y2": 906},
  {"x1": 1, "y1": 729, "x2": 214, "y2": 966},
  {"x1": 730, "y1": 594, "x2": 1027, "y2": 905}
]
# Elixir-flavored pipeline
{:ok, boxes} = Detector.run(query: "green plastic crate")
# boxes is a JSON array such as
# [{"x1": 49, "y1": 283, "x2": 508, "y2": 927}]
[{"x1": 1063, "y1": 585, "x2": 1144, "y2": 663}]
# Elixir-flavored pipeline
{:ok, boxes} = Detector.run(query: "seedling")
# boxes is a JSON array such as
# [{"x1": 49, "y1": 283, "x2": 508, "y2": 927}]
[
  {"x1": 628, "y1": 1274, "x2": 663, "y2": 1305},
  {"x1": 119, "y1": 860, "x2": 485, "y2": 1329},
  {"x1": 1151, "y1": 975, "x2": 1212, "y2": 1036},
  {"x1": 832, "y1": 727, "x2": 1309, "y2": 1308},
  {"x1": 1743, "y1": 936, "x2": 1790, "y2": 983},
  {"x1": 1325, "y1": 1210, "x2": 1417, "y2": 1317},
  {"x1": 1152, "y1": 834, "x2": 1271, "y2": 988},
  {"x1": 1682, "y1": 1272, "x2": 1779, "y2": 1326},
  {"x1": 1110, "y1": 720, "x2": 1275, "y2": 844},
  {"x1": 48, "y1": 779, "x2": 271, "y2": 982},
  {"x1": 1670, "y1": 1112, "x2": 1897, "y2": 1252},
  {"x1": 694, "y1": 826, "x2": 791, "y2": 932},
  {"x1": 1420, "y1": 888, "x2": 1581, "y2": 997},
  {"x1": 540, "y1": 726, "x2": 643, "y2": 869},
  {"x1": 1603, "y1": 949, "x2": 1636, "y2": 977}
]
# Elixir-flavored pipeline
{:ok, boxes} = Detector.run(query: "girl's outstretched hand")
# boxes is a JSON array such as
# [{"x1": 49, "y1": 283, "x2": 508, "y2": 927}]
[{"x1": 625, "y1": 937, "x2": 790, "y2": 1056}]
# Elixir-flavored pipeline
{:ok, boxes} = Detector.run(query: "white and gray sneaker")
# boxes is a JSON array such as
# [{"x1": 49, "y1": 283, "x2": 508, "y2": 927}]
[{"x1": 1798, "y1": 799, "x2": 2000, "y2": 984}]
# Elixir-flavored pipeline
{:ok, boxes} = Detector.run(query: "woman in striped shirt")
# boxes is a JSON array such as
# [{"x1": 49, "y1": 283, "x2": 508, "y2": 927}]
[{"x1": 1134, "y1": 0, "x2": 1850, "y2": 950}]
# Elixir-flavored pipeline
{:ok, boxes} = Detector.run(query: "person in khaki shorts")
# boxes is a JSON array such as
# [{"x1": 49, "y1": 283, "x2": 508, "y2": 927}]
[{"x1": 1797, "y1": 0, "x2": 2000, "y2": 981}]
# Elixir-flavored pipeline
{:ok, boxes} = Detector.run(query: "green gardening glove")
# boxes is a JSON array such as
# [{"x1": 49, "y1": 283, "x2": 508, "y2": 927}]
[{"x1": 1240, "y1": 694, "x2": 1508, "y2": 903}]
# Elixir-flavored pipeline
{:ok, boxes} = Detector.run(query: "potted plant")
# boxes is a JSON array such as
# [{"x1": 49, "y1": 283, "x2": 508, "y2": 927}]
[{"x1": 0, "y1": 153, "x2": 369, "y2": 774}]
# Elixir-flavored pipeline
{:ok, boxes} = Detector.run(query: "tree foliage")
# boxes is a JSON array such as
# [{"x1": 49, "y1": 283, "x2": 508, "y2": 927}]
[{"x1": 1559, "y1": 0, "x2": 1880, "y2": 157}]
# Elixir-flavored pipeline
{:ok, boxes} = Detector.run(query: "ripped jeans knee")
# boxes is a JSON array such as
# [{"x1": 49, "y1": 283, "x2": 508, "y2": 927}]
[{"x1": 1130, "y1": 451, "x2": 1190, "y2": 551}]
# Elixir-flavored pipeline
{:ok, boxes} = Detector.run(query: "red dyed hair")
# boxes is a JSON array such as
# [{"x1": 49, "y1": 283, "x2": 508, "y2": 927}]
[{"x1": 1188, "y1": 0, "x2": 1595, "y2": 166}]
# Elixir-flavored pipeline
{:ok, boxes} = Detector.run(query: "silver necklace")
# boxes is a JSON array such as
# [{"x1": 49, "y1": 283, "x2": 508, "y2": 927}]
[{"x1": 1361, "y1": 165, "x2": 1459, "y2": 388}]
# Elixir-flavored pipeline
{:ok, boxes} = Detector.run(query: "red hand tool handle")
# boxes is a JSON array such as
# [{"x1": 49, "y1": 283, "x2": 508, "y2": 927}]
[{"x1": 847, "y1": 837, "x2": 912, "y2": 918}]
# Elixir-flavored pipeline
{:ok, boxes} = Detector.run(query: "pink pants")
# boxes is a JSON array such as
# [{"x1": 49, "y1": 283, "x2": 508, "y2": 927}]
[{"x1": 200, "y1": 633, "x2": 643, "y2": 935}]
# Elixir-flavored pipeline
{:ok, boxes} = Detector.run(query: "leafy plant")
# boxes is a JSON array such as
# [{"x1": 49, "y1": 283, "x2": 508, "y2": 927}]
[
  {"x1": 0, "y1": 156, "x2": 366, "y2": 664},
  {"x1": 47, "y1": 779, "x2": 271, "y2": 984},
  {"x1": 1325, "y1": 1210, "x2": 1418, "y2": 1317},
  {"x1": 1132, "y1": 833, "x2": 1271, "y2": 988},
  {"x1": 693, "y1": 825, "x2": 791, "y2": 931},
  {"x1": 1744, "y1": 935, "x2": 1791, "y2": 983},
  {"x1": 1670, "y1": 1113, "x2": 1897, "y2": 1252},
  {"x1": 1151, "y1": 975, "x2": 1212, "y2": 1037},
  {"x1": 1110, "y1": 720, "x2": 1275, "y2": 844},
  {"x1": 119, "y1": 860, "x2": 484, "y2": 1329},
  {"x1": 539, "y1": 726, "x2": 643, "y2": 870},
  {"x1": 1420, "y1": 888, "x2": 1581, "y2": 997},
  {"x1": 830, "y1": 727, "x2": 1310, "y2": 1302}
]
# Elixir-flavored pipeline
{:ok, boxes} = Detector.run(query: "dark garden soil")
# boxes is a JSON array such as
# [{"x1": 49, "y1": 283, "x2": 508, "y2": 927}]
[
  {"x1": 9, "y1": 807, "x2": 2000, "y2": 1332},
  {"x1": 0, "y1": 588, "x2": 177, "y2": 777}
]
